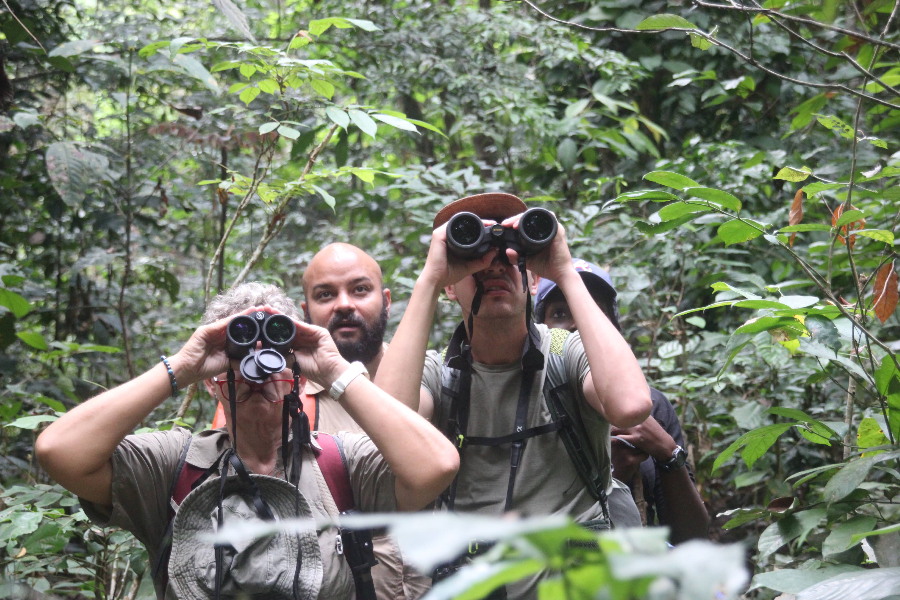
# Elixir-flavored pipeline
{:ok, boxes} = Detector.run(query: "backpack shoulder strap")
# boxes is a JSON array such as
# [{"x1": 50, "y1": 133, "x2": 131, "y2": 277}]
[
  {"x1": 315, "y1": 433, "x2": 355, "y2": 513},
  {"x1": 541, "y1": 329, "x2": 611, "y2": 524}
]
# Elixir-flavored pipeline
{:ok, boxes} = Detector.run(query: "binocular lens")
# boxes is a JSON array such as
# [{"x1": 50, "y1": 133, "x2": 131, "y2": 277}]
[
  {"x1": 264, "y1": 316, "x2": 294, "y2": 344},
  {"x1": 449, "y1": 214, "x2": 483, "y2": 247},
  {"x1": 228, "y1": 316, "x2": 259, "y2": 345},
  {"x1": 521, "y1": 210, "x2": 556, "y2": 242}
]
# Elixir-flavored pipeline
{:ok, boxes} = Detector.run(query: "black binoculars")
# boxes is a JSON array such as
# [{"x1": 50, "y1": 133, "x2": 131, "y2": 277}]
[
  {"x1": 225, "y1": 311, "x2": 296, "y2": 382},
  {"x1": 445, "y1": 207, "x2": 558, "y2": 261}
]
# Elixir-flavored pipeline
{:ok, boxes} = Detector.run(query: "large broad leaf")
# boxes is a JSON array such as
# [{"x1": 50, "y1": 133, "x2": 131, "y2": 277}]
[
  {"x1": 872, "y1": 261, "x2": 898, "y2": 324},
  {"x1": 823, "y1": 450, "x2": 900, "y2": 504},
  {"x1": 427, "y1": 559, "x2": 545, "y2": 600},
  {"x1": 372, "y1": 113, "x2": 418, "y2": 133},
  {"x1": 823, "y1": 516, "x2": 877, "y2": 556},
  {"x1": 635, "y1": 14, "x2": 698, "y2": 30},
  {"x1": 774, "y1": 166, "x2": 812, "y2": 182},
  {"x1": 45, "y1": 142, "x2": 110, "y2": 206},
  {"x1": 5, "y1": 415, "x2": 58, "y2": 429},
  {"x1": 796, "y1": 567, "x2": 900, "y2": 600},
  {"x1": 751, "y1": 565, "x2": 864, "y2": 593},
  {"x1": 615, "y1": 190, "x2": 679, "y2": 203},
  {"x1": 656, "y1": 202, "x2": 710, "y2": 222},
  {"x1": 48, "y1": 39, "x2": 101, "y2": 58},
  {"x1": 0, "y1": 289, "x2": 30, "y2": 318},
  {"x1": 712, "y1": 423, "x2": 793, "y2": 471},
  {"x1": 718, "y1": 219, "x2": 765, "y2": 245},
  {"x1": 172, "y1": 54, "x2": 219, "y2": 92},
  {"x1": 325, "y1": 107, "x2": 350, "y2": 130},
  {"x1": 804, "y1": 315, "x2": 841, "y2": 354},
  {"x1": 349, "y1": 110, "x2": 377, "y2": 139},
  {"x1": 212, "y1": 0, "x2": 256, "y2": 42},
  {"x1": 758, "y1": 509, "x2": 827, "y2": 558},
  {"x1": 684, "y1": 187, "x2": 742, "y2": 211},
  {"x1": 557, "y1": 138, "x2": 578, "y2": 172},
  {"x1": 643, "y1": 170, "x2": 699, "y2": 190}
]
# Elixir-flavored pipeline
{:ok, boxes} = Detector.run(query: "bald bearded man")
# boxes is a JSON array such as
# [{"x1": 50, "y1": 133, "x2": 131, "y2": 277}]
[{"x1": 302, "y1": 243, "x2": 430, "y2": 600}]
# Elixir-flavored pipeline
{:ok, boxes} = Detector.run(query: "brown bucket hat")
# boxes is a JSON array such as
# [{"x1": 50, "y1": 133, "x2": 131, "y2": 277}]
[{"x1": 432, "y1": 193, "x2": 528, "y2": 230}]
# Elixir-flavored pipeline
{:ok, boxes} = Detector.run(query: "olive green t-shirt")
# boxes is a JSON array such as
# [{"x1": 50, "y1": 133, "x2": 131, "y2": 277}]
[
  {"x1": 421, "y1": 326, "x2": 612, "y2": 599},
  {"x1": 80, "y1": 428, "x2": 396, "y2": 600}
]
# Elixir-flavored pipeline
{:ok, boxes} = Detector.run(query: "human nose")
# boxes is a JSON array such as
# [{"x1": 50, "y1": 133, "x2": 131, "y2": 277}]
[{"x1": 334, "y1": 290, "x2": 355, "y2": 314}]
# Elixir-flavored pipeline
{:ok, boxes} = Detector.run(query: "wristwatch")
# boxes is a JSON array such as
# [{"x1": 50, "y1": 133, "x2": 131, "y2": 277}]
[
  {"x1": 329, "y1": 361, "x2": 370, "y2": 400},
  {"x1": 655, "y1": 445, "x2": 687, "y2": 473}
]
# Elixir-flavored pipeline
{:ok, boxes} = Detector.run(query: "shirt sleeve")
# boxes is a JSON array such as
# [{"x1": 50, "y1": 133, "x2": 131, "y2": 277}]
[
  {"x1": 79, "y1": 428, "x2": 192, "y2": 550},
  {"x1": 650, "y1": 388, "x2": 686, "y2": 448},
  {"x1": 422, "y1": 349, "x2": 443, "y2": 424},
  {"x1": 338, "y1": 432, "x2": 397, "y2": 514},
  {"x1": 562, "y1": 331, "x2": 591, "y2": 405}
]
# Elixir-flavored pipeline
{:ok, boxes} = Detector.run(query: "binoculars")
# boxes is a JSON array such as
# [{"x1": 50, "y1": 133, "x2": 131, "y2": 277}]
[
  {"x1": 225, "y1": 311, "x2": 296, "y2": 382},
  {"x1": 445, "y1": 207, "x2": 558, "y2": 260}
]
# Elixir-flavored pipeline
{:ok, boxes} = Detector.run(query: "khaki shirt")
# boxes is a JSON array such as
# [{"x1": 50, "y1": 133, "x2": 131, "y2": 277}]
[
  {"x1": 81, "y1": 428, "x2": 396, "y2": 600},
  {"x1": 420, "y1": 326, "x2": 612, "y2": 599},
  {"x1": 305, "y1": 380, "x2": 431, "y2": 600}
]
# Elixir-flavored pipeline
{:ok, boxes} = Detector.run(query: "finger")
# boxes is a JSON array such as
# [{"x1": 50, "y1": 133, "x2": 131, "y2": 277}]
[
  {"x1": 506, "y1": 247, "x2": 520, "y2": 265},
  {"x1": 501, "y1": 213, "x2": 523, "y2": 228}
]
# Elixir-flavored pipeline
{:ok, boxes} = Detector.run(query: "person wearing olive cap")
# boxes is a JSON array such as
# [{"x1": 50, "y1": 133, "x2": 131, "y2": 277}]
[
  {"x1": 534, "y1": 259, "x2": 710, "y2": 543},
  {"x1": 374, "y1": 193, "x2": 652, "y2": 599}
]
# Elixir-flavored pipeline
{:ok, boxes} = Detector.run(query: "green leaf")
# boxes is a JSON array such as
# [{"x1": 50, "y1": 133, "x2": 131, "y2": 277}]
[
  {"x1": 690, "y1": 32, "x2": 713, "y2": 50},
  {"x1": 5, "y1": 415, "x2": 58, "y2": 429},
  {"x1": 239, "y1": 86, "x2": 260, "y2": 105},
  {"x1": 684, "y1": 187, "x2": 742, "y2": 211},
  {"x1": 794, "y1": 566, "x2": 900, "y2": 600},
  {"x1": 212, "y1": 0, "x2": 257, "y2": 42},
  {"x1": 557, "y1": 139, "x2": 578, "y2": 172},
  {"x1": 712, "y1": 423, "x2": 793, "y2": 471},
  {"x1": 857, "y1": 418, "x2": 890, "y2": 449},
  {"x1": 211, "y1": 61, "x2": 240, "y2": 72},
  {"x1": 718, "y1": 219, "x2": 765, "y2": 245},
  {"x1": 635, "y1": 14, "x2": 698, "y2": 30},
  {"x1": 774, "y1": 166, "x2": 812, "y2": 182},
  {"x1": 345, "y1": 18, "x2": 381, "y2": 32},
  {"x1": 239, "y1": 63, "x2": 256, "y2": 79},
  {"x1": 36, "y1": 396, "x2": 66, "y2": 412},
  {"x1": 259, "y1": 122, "x2": 279, "y2": 134},
  {"x1": 815, "y1": 114, "x2": 856, "y2": 140},
  {"x1": 172, "y1": 54, "x2": 219, "y2": 92},
  {"x1": 311, "y1": 185, "x2": 335, "y2": 210},
  {"x1": 643, "y1": 170, "x2": 700, "y2": 190},
  {"x1": 854, "y1": 229, "x2": 893, "y2": 244},
  {"x1": 17, "y1": 332, "x2": 48, "y2": 350},
  {"x1": 615, "y1": 190, "x2": 680, "y2": 202},
  {"x1": 44, "y1": 142, "x2": 110, "y2": 206},
  {"x1": 139, "y1": 40, "x2": 170, "y2": 58},
  {"x1": 779, "y1": 224, "x2": 832, "y2": 233},
  {"x1": 657, "y1": 202, "x2": 711, "y2": 222},
  {"x1": 351, "y1": 168, "x2": 375, "y2": 183},
  {"x1": 276, "y1": 125, "x2": 301, "y2": 140},
  {"x1": 823, "y1": 455, "x2": 881, "y2": 503},
  {"x1": 851, "y1": 522, "x2": 900, "y2": 545},
  {"x1": 48, "y1": 39, "x2": 101, "y2": 58},
  {"x1": 865, "y1": 136, "x2": 888, "y2": 149},
  {"x1": 372, "y1": 113, "x2": 419, "y2": 133},
  {"x1": 405, "y1": 119, "x2": 447, "y2": 138},
  {"x1": 258, "y1": 79, "x2": 279, "y2": 94},
  {"x1": 722, "y1": 509, "x2": 766, "y2": 529},
  {"x1": 751, "y1": 566, "x2": 865, "y2": 594},
  {"x1": 349, "y1": 110, "x2": 378, "y2": 139},
  {"x1": 0, "y1": 289, "x2": 30, "y2": 318},
  {"x1": 310, "y1": 79, "x2": 335, "y2": 99},
  {"x1": 758, "y1": 509, "x2": 827, "y2": 558},
  {"x1": 325, "y1": 107, "x2": 350, "y2": 130},
  {"x1": 834, "y1": 209, "x2": 865, "y2": 228},
  {"x1": 685, "y1": 316, "x2": 706, "y2": 328},
  {"x1": 804, "y1": 182, "x2": 845, "y2": 196},
  {"x1": 804, "y1": 315, "x2": 841, "y2": 354}
]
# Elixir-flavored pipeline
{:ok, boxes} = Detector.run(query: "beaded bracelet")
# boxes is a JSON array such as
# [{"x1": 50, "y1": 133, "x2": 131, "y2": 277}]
[{"x1": 160, "y1": 356, "x2": 179, "y2": 397}]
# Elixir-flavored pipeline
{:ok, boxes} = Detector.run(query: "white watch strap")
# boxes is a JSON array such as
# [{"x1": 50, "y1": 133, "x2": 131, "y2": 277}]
[{"x1": 329, "y1": 361, "x2": 369, "y2": 400}]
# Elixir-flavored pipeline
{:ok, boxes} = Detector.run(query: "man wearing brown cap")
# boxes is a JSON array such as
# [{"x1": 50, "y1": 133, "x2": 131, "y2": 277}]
[{"x1": 374, "y1": 193, "x2": 652, "y2": 599}]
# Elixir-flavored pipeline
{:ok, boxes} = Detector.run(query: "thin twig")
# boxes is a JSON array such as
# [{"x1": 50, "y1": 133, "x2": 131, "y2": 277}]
[{"x1": 1, "y1": 0, "x2": 46, "y2": 52}]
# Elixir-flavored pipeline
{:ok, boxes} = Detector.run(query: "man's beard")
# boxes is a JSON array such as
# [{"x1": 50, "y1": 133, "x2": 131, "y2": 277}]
[{"x1": 327, "y1": 303, "x2": 388, "y2": 364}]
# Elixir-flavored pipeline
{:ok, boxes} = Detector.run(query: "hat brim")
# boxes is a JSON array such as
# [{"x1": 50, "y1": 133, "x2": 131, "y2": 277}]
[
  {"x1": 433, "y1": 193, "x2": 528, "y2": 230},
  {"x1": 169, "y1": 474, "x2": 322, "y2": 600}
]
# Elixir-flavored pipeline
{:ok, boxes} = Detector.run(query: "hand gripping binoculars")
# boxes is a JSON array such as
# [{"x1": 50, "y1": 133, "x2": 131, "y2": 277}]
[
  {"x1": 445, "y1": 207, "x2": 558, "y2": 261},
  {"x1": 225, "y1": 311, "x2": 296, "y2": 382}
]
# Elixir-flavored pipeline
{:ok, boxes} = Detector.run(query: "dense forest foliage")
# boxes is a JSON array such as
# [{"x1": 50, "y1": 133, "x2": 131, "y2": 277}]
[{"x1": 1, "y1": 0, "x2": 900, "y2": 597}]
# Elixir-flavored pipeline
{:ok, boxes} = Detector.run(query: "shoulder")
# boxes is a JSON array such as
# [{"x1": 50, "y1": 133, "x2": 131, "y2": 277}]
[{"x1": 120, "y1": 426, "x2": 193, "y2": 460}]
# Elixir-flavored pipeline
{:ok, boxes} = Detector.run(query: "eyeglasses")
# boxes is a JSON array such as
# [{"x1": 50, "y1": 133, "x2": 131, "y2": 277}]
[{"x1": 211, "y1": 377, "x2": 295, "y2": 403}]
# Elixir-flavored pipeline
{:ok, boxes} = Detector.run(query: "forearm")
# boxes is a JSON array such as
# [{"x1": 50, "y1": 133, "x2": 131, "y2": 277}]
[
  {"x1": 557, "y1": 269, "x2": 650, "y2": 426},
  {"x1": 338, "y1": 376, "x2": 459, "y2": 510},
  {"x1": 658, "y1": 469, "x2": 710, "y2": 543},
  {"x1": 373, "y1": 275, "x2": 442, "y2": 411},
  {"x1": 35, "y1": 361, "x2": 180, "y2": 497}
]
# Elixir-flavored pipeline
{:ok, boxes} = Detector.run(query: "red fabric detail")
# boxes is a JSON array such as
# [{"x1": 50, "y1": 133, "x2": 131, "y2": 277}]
[
  {"x1": 316, "y1": 433, "x2": 354, "y2": 513},
  {"x1": 172, "y1": 464, "x2": 206, "y2": 507}
]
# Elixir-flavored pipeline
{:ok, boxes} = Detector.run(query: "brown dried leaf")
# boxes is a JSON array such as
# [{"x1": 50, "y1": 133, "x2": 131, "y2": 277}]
[
  {"x1": 789, "y1": 188, "x2": 804, "y2": 247},
  {"x1": 832, "y1": 204, "x2": 865, "y2": 249},
  {"x1": 767, "y1": 496, "x2": 794, "y2": 513},
  {"x1": 873, "y1": 260, "x2": 899, "y2": 324}
]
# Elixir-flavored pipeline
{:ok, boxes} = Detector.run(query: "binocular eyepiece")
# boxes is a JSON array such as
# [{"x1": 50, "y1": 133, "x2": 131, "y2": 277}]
[
  {"x1": 225, "y1": 311, "x2": 296, "y2": 383},
  {"x1": 445, "y1": 207, "x2": 558, "y2": 261}
]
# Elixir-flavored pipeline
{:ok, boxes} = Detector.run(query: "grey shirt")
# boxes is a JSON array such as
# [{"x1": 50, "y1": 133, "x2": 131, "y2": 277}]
[{"x1": 81, "y1": 428, "x2": 396, "y2": 600}]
